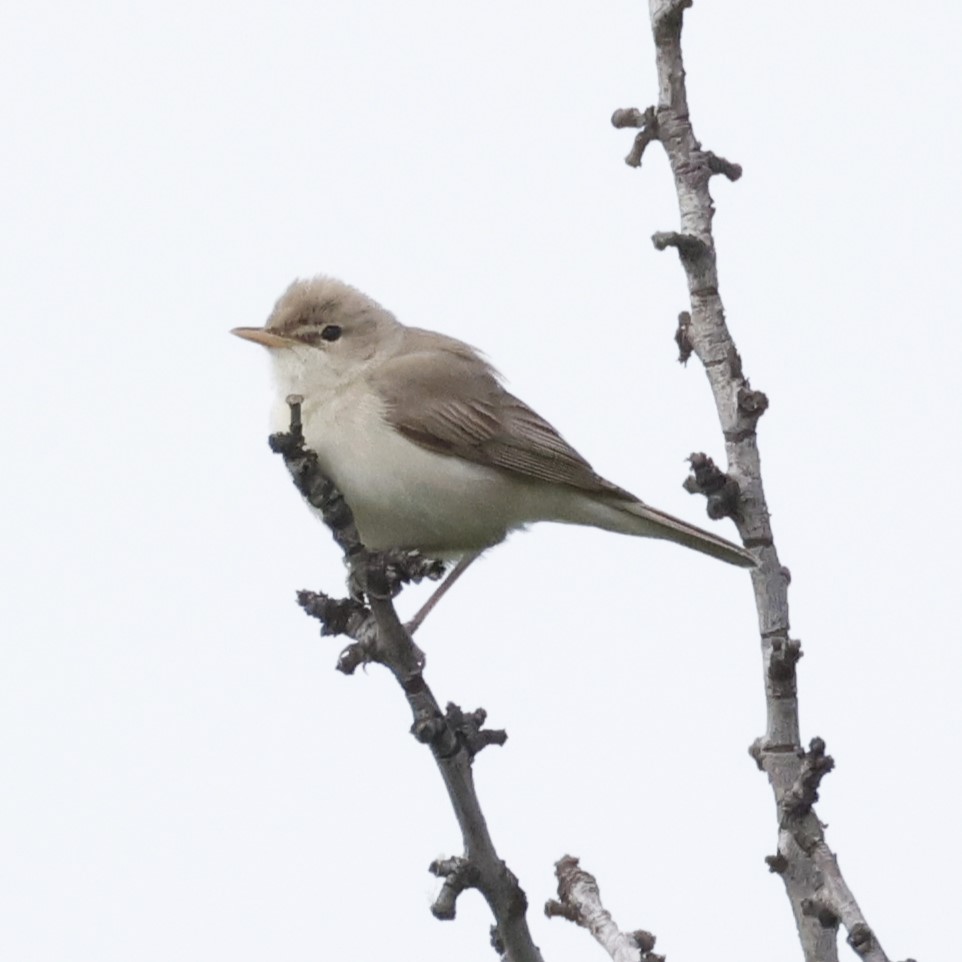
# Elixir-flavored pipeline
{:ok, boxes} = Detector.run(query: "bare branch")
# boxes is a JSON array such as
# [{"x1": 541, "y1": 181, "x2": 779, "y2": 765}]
[
  {"x1": 545, "y1": 856, "x2": 664, "y2": 962},
  {"x1": 609, "y1": 3, "x2": 910, "y2": 960},
  {"x1": 682, "y1": 451, "x2": 743, "y2": 522},
  {"x1": 651, "y1": 230, "x2": 709, "y2": 259},
  {"x1": 429, "y1": 856, "x2": 480, "y2": 920},
  {"x1": 809, "y1": 843, "x2": 888, "y2": 962},
  {"x1": 610, "y1": 106, "x2": 650, "y2": 128},
  {"x1": 445, "y1": 703, "x2": 508, "y2": 756},
  {"x1": 705, "y1": 150, "x2": 742, "y2": 181},
  {"x1": 780, "y1": 738, "x2": 835, "y2": 824},
  {"x1": 651, "y1": 0, "x2": 692, "y2": 41},
  {"x1": 611, "y1": 106, "x2": 659, "y2": 167},
  {"x1": 296, "y1": 590, "x2": 370, "y2": 640}
]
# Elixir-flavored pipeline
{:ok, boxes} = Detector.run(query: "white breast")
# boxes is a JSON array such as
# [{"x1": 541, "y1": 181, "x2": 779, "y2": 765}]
[{"x1": 271, "y1": 379, "x2": 530, "y2": 556}]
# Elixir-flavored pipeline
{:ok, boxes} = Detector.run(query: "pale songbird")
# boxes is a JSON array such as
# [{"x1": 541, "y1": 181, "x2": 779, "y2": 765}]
[{"x1": 232, "y1": 277, "x2": 754, "y2": 624}]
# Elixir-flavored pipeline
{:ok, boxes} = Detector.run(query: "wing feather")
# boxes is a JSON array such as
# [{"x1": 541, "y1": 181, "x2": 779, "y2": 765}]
[{"x1": 370, "y1": 342, "x2": 633, "y2": 500}]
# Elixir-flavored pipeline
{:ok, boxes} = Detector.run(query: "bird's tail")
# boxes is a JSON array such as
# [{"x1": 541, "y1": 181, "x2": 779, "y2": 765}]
[{"x1": 576, "y1": 496, "x2": 756, "y2": 568}]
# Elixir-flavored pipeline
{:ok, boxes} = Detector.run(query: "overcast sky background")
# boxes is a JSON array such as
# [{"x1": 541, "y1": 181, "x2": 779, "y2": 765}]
[{"x1": 2, "y1": 2, "x2": 959, "y2": 960}]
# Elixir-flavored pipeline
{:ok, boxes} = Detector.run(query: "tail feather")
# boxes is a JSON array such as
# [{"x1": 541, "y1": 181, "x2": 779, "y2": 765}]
[
  {"x1": 573, "y1": 496, "x2": 755, "y2": 568},
  {"x1": 536, "y1": 485, "x2": 756, "y2": 568},
  {"x1": 619, "y1": 500, "x2": 755, "y2": 568}
]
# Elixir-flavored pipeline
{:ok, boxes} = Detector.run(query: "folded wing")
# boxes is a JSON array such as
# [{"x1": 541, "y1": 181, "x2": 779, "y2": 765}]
[{"x1": 371, "y1": 337, "x2": 632, "y2": 499}]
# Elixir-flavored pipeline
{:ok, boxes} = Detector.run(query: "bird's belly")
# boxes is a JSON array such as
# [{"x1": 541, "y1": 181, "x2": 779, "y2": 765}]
[{"x1": 277, "y1": 390, "x2": 524, "y2": 556}]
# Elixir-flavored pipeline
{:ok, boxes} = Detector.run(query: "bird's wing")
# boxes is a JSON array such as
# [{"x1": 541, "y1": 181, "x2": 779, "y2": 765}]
[{"x1": 370, "y1": 343, "x2": 635, "y2": 500}]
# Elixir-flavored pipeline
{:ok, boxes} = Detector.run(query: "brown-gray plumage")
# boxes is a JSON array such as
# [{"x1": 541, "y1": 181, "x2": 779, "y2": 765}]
[
  {"x1": 232, "y1": 275, "x2": 756, "y2": 571},
  {"x1": 372, "y1": 342, "x2": 634, "y2": 499}
]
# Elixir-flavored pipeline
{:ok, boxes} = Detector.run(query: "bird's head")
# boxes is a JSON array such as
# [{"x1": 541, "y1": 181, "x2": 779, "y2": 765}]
[{"x1": 231, "y1": 275, "x2": 401, "y2": 395}]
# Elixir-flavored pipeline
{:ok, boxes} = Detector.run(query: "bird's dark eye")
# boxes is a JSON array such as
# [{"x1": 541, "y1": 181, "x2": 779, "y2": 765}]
[{"x1": 320, "y1": 324, "x2": 342, "y2": 342}]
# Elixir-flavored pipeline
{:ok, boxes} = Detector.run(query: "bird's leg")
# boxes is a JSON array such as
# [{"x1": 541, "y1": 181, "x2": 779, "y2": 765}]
[{"x1": 405, "y1": 552, "x2": 480, "y2": 635}]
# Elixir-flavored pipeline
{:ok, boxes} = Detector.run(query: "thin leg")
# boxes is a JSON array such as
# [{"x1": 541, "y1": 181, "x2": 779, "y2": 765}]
[{"x1": 405, "y1": 552, "x2": 481, "y2": 635}]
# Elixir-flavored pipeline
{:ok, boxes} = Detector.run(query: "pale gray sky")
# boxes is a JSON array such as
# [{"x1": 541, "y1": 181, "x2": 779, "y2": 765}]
[{"x1": 2, "y1": 3, "x2": 958, "y2": 961}]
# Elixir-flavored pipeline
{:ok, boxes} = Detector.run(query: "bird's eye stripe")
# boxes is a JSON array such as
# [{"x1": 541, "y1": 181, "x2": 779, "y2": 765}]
[{"x1": 291, "y1": 324, "x2": 343, "y2": 344}]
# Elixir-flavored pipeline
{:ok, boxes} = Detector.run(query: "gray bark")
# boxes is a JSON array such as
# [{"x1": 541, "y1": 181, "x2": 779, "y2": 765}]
[{"x1": 607, "y1": 2, "x2": 898, "y2": 960}]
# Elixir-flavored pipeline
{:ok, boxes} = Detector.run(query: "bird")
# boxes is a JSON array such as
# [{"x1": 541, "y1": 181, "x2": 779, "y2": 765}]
[{"x1": 232, "y1": 276, "x2": 754, "y2": 627}]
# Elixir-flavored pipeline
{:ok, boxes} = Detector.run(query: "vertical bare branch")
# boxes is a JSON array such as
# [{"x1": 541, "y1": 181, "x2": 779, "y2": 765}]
[{"x1": 609, "y1": 3, "x2": 904, "y2": 960}]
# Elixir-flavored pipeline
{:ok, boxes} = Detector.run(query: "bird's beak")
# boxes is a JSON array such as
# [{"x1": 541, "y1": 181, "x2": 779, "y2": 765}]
[{"x1": 230, "y1": 326, "x2": 297, "y2": 348}]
